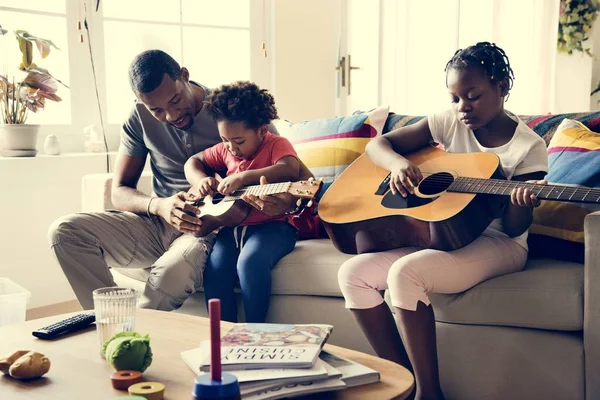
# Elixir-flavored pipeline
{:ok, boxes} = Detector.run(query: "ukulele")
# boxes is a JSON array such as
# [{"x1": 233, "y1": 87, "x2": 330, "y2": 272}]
[
  {"x1": 190, "y1": 179, "x2": 322, "y2": 237},
  {"x1": 318, "y1": 146, "x2": 598, "y2": 254}
]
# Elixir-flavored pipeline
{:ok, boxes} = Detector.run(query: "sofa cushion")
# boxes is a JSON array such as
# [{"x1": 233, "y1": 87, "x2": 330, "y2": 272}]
[
  {"x1": 520, "y1": 111, "x2": 600, "y2": 144},
  {"x1": 274, "y1": 106, "x2": 389, "y2": 192},
  {"x1": 528, "y1": 118, "x2": 600, "y2": 263},
  {"x1": 429, "y1": 257, "x2": 583, "y2": 331},
  {"x1": 112, "y1": 239, "x2": 353, "y2": 297}
]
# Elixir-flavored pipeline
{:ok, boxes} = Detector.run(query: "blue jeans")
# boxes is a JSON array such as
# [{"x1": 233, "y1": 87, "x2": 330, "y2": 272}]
[{"x1": 203, "y1": 221, "x2": 297, "y2": 322}]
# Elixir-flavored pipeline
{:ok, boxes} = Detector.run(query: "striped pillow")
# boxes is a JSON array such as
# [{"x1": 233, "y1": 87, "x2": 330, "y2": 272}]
[
  {"x1": 274, "y1": 106, "x2": 389, "y2": 190},
  {"x1": 520, "y1": 111, "x2": 600, "y2": 144},
  {"x1": 529, "y1": 118, "x2": 600, "y2": 262}
]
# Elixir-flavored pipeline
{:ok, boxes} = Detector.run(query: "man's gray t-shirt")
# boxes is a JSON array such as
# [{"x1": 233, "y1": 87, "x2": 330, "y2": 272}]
[{"x1": 119, "y1": 84, "x2": 222, "y2": 198}]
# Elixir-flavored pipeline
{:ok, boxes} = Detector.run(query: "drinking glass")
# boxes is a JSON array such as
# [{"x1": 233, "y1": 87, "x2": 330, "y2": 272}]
[{"x1": 92, "y1": 287, "x2": 138, "y2": 357}]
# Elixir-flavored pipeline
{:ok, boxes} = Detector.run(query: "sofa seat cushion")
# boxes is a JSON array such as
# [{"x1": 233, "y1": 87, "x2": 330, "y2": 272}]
[
  {"x1": 429, "y1": 258, "x2": 583, "y2": 331},
  {"x1": 112, "y1": 239, "x2": 354, "y2": 297}
]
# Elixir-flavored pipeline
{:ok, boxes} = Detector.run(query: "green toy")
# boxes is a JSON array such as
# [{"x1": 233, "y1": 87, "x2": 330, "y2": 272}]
[{"x1": 102, "y1": 332, "x2": 153, "y2": 372}]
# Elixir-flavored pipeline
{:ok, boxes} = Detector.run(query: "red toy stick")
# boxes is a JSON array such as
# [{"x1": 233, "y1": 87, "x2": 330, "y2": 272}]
[{"x1": 209, "y1": 299, "x2": 222, "y2": 382}]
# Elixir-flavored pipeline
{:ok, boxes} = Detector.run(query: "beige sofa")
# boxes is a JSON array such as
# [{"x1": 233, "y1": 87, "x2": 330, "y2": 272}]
[{"x1": 82, "y1": 171, "x2": 598, "y2": 400}]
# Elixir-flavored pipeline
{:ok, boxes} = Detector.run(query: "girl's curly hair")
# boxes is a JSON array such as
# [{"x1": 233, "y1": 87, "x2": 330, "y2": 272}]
[{"x1": 206, "y1": 81, "x2": 278, "y2": 130}]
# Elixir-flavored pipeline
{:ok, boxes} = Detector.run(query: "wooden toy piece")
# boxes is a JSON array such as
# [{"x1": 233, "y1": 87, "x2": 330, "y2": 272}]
[
  {"x1": 128, "y1": 381, "x2": 165, "y2": 400},
  {"x1": 210, "y1": 299, "x2": 221, "y2": 382},
  {"x1": 110, "y1": 370, "x2": 143, "y2": 390},
  {"x1": 192, "y1": 299, "x2": 241, "y2": 400}
]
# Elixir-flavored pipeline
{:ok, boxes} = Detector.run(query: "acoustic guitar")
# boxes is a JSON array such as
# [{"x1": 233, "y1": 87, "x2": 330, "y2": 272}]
[
  {"x1": 190, "y1": 179, "x2": 322, "y2": 237},
  {"x1": 318, "y1": 146, "x2": 599, "y2": 254}
]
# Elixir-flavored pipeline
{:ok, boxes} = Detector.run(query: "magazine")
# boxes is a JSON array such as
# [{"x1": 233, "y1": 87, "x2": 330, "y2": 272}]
[
  {"x1": 243, "y1": 377, "x2": 346, "y2": 400},
  {"x1": 181, "y1": 342, "x2": 330, "y2": 383},
  {"x1": 239, "y1": 355, "x2": 342, "y2": 397},
  {"x1": 197, "y1": 323, "x2": 333, "y2": 371},
  {"x1": 319, "y1": 350, "x2": 380, "y2": 387}
]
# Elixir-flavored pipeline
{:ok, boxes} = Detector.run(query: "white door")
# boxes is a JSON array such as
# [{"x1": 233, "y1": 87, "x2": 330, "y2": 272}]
[
  {"x1": 268, "y1": 0, "x2": 380, "y2": 121},
  {"x1": 337, "y1": 0, "x2": 381, "y2": 116}
]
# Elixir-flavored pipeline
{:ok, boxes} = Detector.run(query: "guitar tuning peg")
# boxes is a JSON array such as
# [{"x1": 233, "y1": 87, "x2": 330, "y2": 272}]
[
  {"x1": 296, "y1": 199, "x2": 302, "y2": 207},
  {"x1": 318, "y1": 177, "x2": 323, "y2": 182},
  {"x1": 308, "y1": 177, "x2": 315, "y2": 181},
  {"x1": 306, "y1": 200, "x2": 313, "y2": 208}
]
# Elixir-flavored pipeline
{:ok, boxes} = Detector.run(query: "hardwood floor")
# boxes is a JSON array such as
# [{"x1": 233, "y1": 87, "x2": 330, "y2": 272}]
[{"x1": 26, "y1": 300, "x2": 82, "y2": 321}]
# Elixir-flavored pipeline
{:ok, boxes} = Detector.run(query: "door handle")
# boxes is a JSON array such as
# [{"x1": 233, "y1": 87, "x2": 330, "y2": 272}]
[
  {"x1": 336, "y1": 56, "x2": 346, "y2": 87},
  {"x1": 348, "y1": 54, "x2": 360, "y2": 95}
]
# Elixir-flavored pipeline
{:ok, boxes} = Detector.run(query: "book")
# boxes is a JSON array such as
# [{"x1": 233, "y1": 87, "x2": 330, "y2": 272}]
[
  {"x1": 243, "y1": 377, "x2": 347, "y2": 400},
  {"x1": 181, "y1": 323, "x2": 333, "y2": 373},
  {"x1": 239, "y1": 355, "x2": 342, "y2": 397},
  {"x1": 319, "y1": 350, "x2": 380, "y2": 388},
  {"x1": 196, "y1": 323, "x2": 334, "y2": 371},
  {"x1": 181, "y1": 341, "x2": 330, "y2": 383}
]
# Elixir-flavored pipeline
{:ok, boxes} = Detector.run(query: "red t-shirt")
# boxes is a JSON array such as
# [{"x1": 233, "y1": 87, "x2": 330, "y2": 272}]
[{"x1": 202, "y1": 132, "x2": 299, "y2": 225}]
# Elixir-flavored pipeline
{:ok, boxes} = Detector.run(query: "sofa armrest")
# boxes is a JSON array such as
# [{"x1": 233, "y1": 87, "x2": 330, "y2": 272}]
[
  {"x1": 81, "y1": 171, "x2": 153, "y2": 212},
  {"x1": 584, "y1": 211, "x2": 600, "y2": 399}
]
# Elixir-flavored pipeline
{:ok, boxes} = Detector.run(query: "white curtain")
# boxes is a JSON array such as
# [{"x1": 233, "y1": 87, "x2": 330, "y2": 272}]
[{"x1": 380, "y1": 0, "x2": 560, "y2": 116}]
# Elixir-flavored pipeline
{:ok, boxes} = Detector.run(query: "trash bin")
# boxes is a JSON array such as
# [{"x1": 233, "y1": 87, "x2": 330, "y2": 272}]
[{"x1": 0, "y1": 278, "x2": 31, "y2": 327}]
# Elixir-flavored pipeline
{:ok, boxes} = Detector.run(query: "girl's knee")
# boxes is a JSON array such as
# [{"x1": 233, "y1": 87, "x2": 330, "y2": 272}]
[
  {"x1": 387, "y1": 259, "x2": 427, "y2": 296},
  {"x1": 387, "y1": 260, "x2": 429, "y2": 310},
  {"x1": 338, "y1": 258, "x2": 362, "y2": 289},
  {"x1": 337, "y1": 255, "x2": 380, "y2": 290}
]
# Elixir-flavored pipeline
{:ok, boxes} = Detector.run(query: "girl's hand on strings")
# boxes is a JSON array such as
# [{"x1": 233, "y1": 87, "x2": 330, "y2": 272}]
[{"x1": 389, "y1": 158, "x2": 423, "y2": 197}]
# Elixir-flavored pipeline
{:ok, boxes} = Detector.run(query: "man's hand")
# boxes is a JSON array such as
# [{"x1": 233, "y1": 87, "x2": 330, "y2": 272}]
[
  {"x1": 217, "y1": 173, "x2": 247, "y2": 196},
  {"x1": 510, "y1": 180, "x2": 547, "y2": 208},
  {"x1": 242, "y1": 176, "x2": 295, "y2": 216},
  {"x1": 154, "y1": 192, "x2": 203, "y2": 234}
]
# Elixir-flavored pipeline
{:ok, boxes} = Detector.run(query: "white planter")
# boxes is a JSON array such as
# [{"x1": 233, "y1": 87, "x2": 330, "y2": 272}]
[{"x1": 0, "y1": 124, "x2": 40, "y2": 157}]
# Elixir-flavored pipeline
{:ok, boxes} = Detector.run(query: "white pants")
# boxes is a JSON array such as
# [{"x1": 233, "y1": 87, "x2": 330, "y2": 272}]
[{"x1": 338, "y1": 234, "x2": 528, "y2": 311}]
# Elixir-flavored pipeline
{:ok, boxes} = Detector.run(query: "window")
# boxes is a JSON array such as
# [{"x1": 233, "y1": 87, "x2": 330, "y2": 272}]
[
  {"x1": 380, "y1": 0, "x2": 559, "y2": 116},
  {"x1": 0, "y1": 2, "x2": 71, "y2": 125},
  {"x1": 102, "y1": 0, "x2": 251, "y2": 124}
]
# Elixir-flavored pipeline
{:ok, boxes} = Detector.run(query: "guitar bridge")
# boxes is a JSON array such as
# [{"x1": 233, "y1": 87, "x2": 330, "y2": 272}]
[{"x1": 375, "y1": 173, "x2": 392, "y2": 196}]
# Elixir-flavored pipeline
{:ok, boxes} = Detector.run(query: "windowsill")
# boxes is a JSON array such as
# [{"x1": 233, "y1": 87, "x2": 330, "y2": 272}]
[{"x1": 0, "y1": 151, "x2": 118, "y2": 160}]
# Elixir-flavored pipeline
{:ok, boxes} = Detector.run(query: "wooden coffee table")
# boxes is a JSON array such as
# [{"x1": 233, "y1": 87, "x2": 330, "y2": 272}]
[{"x1": 0, "y1": 309, "x2": 414, "y2": 399}]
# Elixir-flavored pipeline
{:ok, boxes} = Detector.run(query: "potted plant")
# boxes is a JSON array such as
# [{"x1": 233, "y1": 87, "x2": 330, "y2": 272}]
[{"x1": 0, "y1": 26, "x2": 67, "y2": 157}]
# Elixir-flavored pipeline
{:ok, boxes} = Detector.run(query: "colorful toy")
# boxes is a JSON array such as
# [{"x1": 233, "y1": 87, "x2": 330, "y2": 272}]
[
  {"x1": 110, "y1": 370, "x2": 143, "y2": 390},
  {"x1": 192, "y1": 299, "x2": 241, "y2": 400},
  {"x1": 128, "y1": 381, "x2": 165, "y2": 400},
  {"x1": 103, "y1": 332, "x2": 153, "y2": 372}
]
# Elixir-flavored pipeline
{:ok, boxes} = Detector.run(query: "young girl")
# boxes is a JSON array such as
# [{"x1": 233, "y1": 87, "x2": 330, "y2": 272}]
[
  {"x1": 337, "y1": 42, "x2": 548, "y2": 400},
  {"x1": 184, "y1": 81, "x2": 299, "y2": 323}
]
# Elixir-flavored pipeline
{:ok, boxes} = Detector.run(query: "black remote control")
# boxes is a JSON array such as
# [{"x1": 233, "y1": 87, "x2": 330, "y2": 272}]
[{"x1": 32, "y1": 313, "x2": 96, "y2": 340}]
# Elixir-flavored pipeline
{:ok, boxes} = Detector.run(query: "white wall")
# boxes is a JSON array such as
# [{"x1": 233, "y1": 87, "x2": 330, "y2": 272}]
[
  {"x1": 0, "y1": 153, "x2": 119, "y2": 308},
  {"x1": 555, "y1": 51, "x2": 594, "y2": 113}
]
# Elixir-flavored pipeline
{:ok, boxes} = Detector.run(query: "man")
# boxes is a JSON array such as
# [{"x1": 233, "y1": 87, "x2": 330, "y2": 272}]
[{"x1": 49, "y1": 49, "x2": 313, "y2": 311}]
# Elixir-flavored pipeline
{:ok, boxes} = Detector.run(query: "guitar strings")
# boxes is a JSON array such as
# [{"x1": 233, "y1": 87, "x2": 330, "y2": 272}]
[{"x1": 407, "y1": 174, "x2": 600, "y2": 200}]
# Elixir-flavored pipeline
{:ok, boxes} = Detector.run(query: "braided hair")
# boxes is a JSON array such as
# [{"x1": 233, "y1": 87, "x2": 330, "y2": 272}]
[
  {"x1": 206, "y1": 81, "x2": 278, "y2": 130},
  {"x1": 445, "y1": 42, "x2": 514, "y2": 99}
]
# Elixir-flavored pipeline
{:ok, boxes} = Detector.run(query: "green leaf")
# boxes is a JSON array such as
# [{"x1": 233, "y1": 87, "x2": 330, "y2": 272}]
[{"x1": 15, "y1": 30, "x2": 60, "y2": 62}]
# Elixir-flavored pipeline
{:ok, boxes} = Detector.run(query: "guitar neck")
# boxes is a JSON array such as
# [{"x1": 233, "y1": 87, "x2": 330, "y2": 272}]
[
  {"x1": 224, "y1": 182, "x2": 292, "y2": 201},
  {"x1": 449, "y1": 177, "x2": 600, "y2": 204}
]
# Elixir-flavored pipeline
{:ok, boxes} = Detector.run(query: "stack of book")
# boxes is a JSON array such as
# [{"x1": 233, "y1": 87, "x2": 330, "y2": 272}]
[{"x1": 181, "y1": 323, "x2": 380, "y2": 399}]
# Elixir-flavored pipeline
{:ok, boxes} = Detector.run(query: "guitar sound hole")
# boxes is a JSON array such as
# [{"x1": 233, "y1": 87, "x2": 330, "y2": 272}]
[{"x1": 419, "y1": 172, "x2": 454, "y2": 196}]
